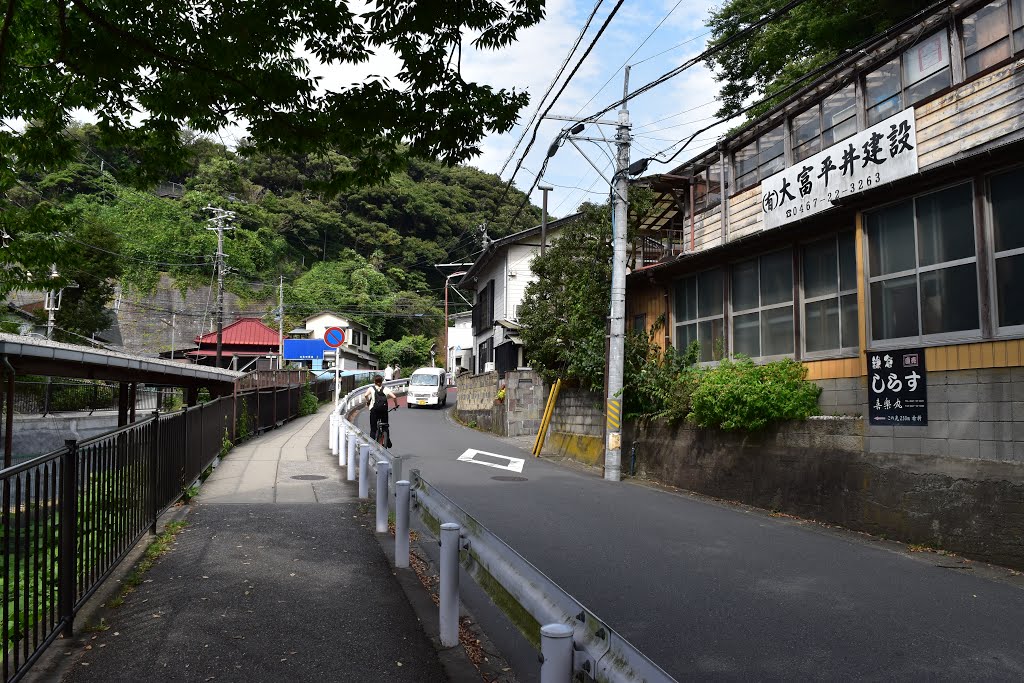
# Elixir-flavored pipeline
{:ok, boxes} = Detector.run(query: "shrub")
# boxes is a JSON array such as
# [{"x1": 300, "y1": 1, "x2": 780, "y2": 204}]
[
  {"x1": 688, "y1": 356, "x2": 821, "y2": 431},
  {"x1": 298, "y1": 389, "x2": 318, "y2": 416}
]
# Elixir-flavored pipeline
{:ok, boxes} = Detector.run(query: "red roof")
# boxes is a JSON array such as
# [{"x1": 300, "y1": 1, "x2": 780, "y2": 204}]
[
  {"x1": 185, "y1": 349, "x2": 269, "y2": 357},
  {"x1": 194, "y1": 318, "x2": 280, "y2": 347}
]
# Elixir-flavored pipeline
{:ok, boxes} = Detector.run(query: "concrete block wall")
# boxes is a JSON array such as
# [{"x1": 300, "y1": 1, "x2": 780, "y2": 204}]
[
  {"x1": 455, "y1": 371, "x2": 499, "y2": 412},
  {"x1": 504, "y1": 370, "x2": 545, "y2": 437},
  {"x1": 547, "y1": 387, "x2": 604, "y2": 439}
]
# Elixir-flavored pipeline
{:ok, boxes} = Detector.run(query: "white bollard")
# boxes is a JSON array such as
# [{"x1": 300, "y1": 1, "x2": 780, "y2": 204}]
[
  {"x1": 329, "y1": 413, "x2": 338, "y2": 454},
  {"x1": 339, "y1": 424, "x2": 348, "y2": 467},
  {"x1": 439, "y1": 522, "x2": 460, "y2": 648},
  {"x1": 539, "y1": 624, "x2": 574, "y2": 683},
  {"x1": 395, "y1": 480, "x2": 410, "y2": 568},
  {"x1": 358, "y1": 445, "x2": 370, "y2": 499},
  {"x1": 376, "y1": 460, "x2": 390, "y2": 533},
  {"x1": 347, "y1": 434, "x2": 357, "y2": 481}
]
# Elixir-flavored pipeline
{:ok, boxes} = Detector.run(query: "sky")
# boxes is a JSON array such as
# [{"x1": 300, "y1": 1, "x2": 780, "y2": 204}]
[{"x1": 457, "y1": 0, "x2": 732, "y2": 219}]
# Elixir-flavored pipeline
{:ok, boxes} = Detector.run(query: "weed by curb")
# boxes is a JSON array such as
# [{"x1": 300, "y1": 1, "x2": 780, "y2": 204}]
[{"x1": 107, "y1": 521, "x2": 188, "y2": 609}]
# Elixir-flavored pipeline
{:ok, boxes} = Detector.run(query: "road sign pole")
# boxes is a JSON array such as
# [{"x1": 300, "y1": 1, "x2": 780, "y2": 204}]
[{"x1": 334, "y1": 348, "x2": 340, "y2": 407}]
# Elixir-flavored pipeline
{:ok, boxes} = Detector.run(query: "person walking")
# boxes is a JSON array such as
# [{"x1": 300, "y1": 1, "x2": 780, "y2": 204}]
[
  {"x1": 383, "y1": 363, "x2": 394, "y2": 381},
  {"x1": 364, "y1": 375, "x2": 398, "y2": 442}
]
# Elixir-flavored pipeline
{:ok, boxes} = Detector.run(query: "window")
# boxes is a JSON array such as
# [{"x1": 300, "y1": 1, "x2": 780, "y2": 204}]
[
  {"x1": 472, "y1": 280, "x2": 495, "y2": 335},
  {"x1": 792, "y1": 85, "x2": 857, "y2": 162},
  {"x1": 863, "y1": 31, "x2": 951, "y2": 126},
  {"x1": 674, "y1": 269, "x2": 724, "y2": 362},
  {"x1": 733, "y1": 125, "x2": 784, "y2": 191},
  {"x1": 731, "y1": 250, "x2": 794, "y2": 358},
  {"x1": 866, "y1": 184, "x2": 979, "y2": 343},
  {"x1": 990, "y1": 167, "x2": 1024, "y2": 329},
  {"x1": 632, "y1": 313, "x2": 647, "y2": 333},
  {"x1": 693, "y1": 160, "x2": 723, "y2": 211},
  {"x1": 802, "y1": 233, "x2": 858, "y2": 355},
  {"x1": 477, "y1": 338, "x2": 493, "y2": 373},
  {"x1": 963, "y1": 0, "x2": 1011, "y2": 77}
]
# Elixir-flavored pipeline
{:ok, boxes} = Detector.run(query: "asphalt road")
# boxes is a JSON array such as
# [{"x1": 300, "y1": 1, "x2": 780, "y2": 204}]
[{"x1": 363, "y1": 388, "x2": 1024, "y2": 681}]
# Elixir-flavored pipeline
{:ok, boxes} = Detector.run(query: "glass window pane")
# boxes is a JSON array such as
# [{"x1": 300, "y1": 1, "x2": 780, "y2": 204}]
[
  {"x1": 822, "y1": 116, "x2": 858, "y2": 147},
  {"x1": 1014, "y1": 0, "x2": 1024, "y2": 29},
  {"x1": 760, "y1": 249, "x2": 793, "y2": 305},
  {"x1": 920, "y1": 264, "x2": 979, "y2": 334},
  {"x1": 867, "y1": 96, "x2": 902, "y2": 126},
  {"x1": 839, "y1": 231, "x2": 857, "y2": 291},
  {"x1": 964, "y1": 1, "x2": 1010, "y2": 54},
  {"x1": 732, "y1": 258, "x2": 759, "y2": 311},
  {"x1": 916, "y1": 184, "x2": 975, "y2": 266},
  {"x1": 822, "y1": 85, "x2": 856, "y2": 128},
  {"x1": 966, "y1": 39, "x2": 1011, "y2": 76},
  {"x1": 674, "y1": 277, "x2": 697, "y2": 322},
  {"x1": 865, "y1": 59, "x2": 901, "y2": 108},
  {"x1": 676, "y1": 323, "x2": 697, "y2": 353},
  {"x1": 990, "y1": 168, "x2": 1024, "y2": 252},
  {"x1": 871, "y1": 275, "x2": 919, "y2": 340},
  {"x1": 761, "y1": 305, "x2": 794, "y2": 356},
  {"x1": 867, "y1": 200, "x2": 916, "y2": 275},
  {"x1": 793, "y1": 109, "x2": 820, "y2": 147},
  {"x1": 794, "y1": 138, "x2": 821, "y2": 163},
  {"x1": 735, "y1": 142, "x2": 758, "y2": 177},
  {"x1": 903, "y1": 31, "x2": 950, "y2": 86},
  {"x1": 805, "y1": 298, "x2": 840, "y2": 353},
  {"x1": 803, "y1": 238, "x2": 838, "y2": 299},
  {"x1": 759, "y1": 125, "x2": 785, "y2": 177},
  {"x1": 996, "y1": 254, "x2": 1024, "y2": 327},
  {"x1": 697, "y1": 269, "x2": 724, "y2": 317},
  {"x1": 905, "y1": 68, "x2": 951, "y2": 104},
  {"x1": 841, "y1": 293, "x2": 859, "y2": 349},
  {"x1": 733, "y1": 312, "x2": 760, "y2": 357},
  {"x1": 736, "y1": 170, "x2": 759, "y2": 191},
  {"x1": 698, "y1": 318, "x2": 725, "y2": 362}
]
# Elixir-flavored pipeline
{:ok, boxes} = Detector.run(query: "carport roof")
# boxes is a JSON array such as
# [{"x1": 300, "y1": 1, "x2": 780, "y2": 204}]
[{"x1": 0, "y1": 333, "x2": 243, "y2": 387}]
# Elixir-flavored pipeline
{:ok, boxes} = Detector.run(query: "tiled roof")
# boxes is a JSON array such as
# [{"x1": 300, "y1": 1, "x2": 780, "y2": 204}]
[{"x1": 195, "y1": 318, "x2": 280, "y2": 347}]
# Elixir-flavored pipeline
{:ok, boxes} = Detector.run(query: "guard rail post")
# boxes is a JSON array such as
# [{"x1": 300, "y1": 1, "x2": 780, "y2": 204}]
[
  {"x1": 59, "y1": 439, "x2": 79, "y2": 637},
  {"x1": 439, "y1": 522, "x2": 461, "y2": 647},
  {"x1": 391, "y1": 454, "x2": 403, "y2": 487},
  {"x1": 347, "y1": 433, "x2": 357, "y2": 481},
  {"x1": 329, "y1": 412, "x2": 338, "y2": 454},
  {"x1": 358, "y1": 444, "x2": 370, "y2": 499},
  {"x1": 339, "y1": 424, "x2": 348, "y2": 467},
  {"x1": 540, "y1": 624, "x2": 574, "y2": 683},
  {"x1": 395, "y1": 480, "x2": 410, "y2": 568},
  {"x1": 376, "y1": 460, "x2": 390, "y2": 533}
]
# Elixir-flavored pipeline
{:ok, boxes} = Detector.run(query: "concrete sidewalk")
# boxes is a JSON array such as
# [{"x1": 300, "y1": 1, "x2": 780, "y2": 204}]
[{"x1": 61, "y1": 406, "x2": 448, "y2": 683}]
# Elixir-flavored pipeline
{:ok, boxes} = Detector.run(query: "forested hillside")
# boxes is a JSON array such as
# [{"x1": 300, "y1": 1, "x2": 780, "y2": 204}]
[{"x1": 7, "y1": 124, "x2": 543, "y2": 349}]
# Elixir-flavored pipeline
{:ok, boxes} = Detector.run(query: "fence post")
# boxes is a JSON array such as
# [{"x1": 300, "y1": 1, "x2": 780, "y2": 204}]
[
  {"x1": 150, "y1": 410, "x2": 160, "y2": 535},
  {"x1": 59, "y1": 439, "x2": 78, "y2": 638},
  {"x1": 539, "y1": 624, "x2": 574, "y2": 683},
  {"x1": 347, "y1": 435, "x2": 357, "y2": 482},
  {"x1": 439, "y1": 522, "x2": 461, "y2": 648},
  {"x1": 358, "y1": 445, "x2": 370, "y2": 499},
  {"x1": 375, "y1": 460, "x2": 390, "y2": 533},
  {"x1": 181, "y1": 405, "x2": 189, "y2": 491},
  {"x1": 329, "y1": 413, "x2": 338, "y2": 455},
  {"x1": 395, "y1": 480, "x2": 410, "y2": 568}
]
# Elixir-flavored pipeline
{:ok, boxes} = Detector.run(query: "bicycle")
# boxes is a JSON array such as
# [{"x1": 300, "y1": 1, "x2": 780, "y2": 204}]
[{"x1": 374, "y1": 406, "x2": 399, "y2": 447}]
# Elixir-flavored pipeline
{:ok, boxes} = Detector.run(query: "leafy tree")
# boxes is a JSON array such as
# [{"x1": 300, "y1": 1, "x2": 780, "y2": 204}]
[
  {"x1": 373, "y1": 335, "x2": 435, "y2": 369},
  {"x1": 706, "y1": 1, "x2": 929, "y2": 120}
]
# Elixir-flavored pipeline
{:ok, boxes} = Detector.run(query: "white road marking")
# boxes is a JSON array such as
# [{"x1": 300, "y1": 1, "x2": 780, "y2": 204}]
[{"x1": 457, "y1": 449, "x2": 525, "y2": 474}]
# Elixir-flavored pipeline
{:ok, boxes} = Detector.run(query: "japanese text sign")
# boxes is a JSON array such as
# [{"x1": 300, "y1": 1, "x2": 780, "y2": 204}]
[
  {"x1": 868, "y1": 348, "x2": 927, "y2": 426},
  {"x1": 761, "y1": 108, "x2": 918, "y2": 229}
]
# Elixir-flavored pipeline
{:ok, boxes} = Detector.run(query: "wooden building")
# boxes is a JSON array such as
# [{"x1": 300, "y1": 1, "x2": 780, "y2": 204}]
[{"x1": 627, "y1": 0, "x2": 1024, "y2": 460}]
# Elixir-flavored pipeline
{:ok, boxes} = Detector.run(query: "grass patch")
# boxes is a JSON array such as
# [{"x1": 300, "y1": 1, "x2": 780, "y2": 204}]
[
  {"x1": 82, "y1": 618, "x2": 110, "y2": 633},
  {"x1": 108, "y1": 521, "x2": 188, "y2": 609}
]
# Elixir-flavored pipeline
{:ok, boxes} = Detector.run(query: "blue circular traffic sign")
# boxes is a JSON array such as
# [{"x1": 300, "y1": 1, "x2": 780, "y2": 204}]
[{"x1": 324, "y1": 326, "x2": 346, "y2": 348}]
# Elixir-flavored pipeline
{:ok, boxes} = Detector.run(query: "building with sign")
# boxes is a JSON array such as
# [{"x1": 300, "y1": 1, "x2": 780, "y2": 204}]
[
  {"x1": 187, "y1": 318, "x2": 280, "y2": 370},
  {"x1": 285, "y1": 311, "x2": 377, "y2": 370},
  {"x1": 628, "y1": 0, "x2": 1024, "y2": 463}
]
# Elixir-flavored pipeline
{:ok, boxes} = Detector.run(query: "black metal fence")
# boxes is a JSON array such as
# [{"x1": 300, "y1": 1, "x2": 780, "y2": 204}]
[
  {"x1": 0, "y1": 376, "x2": 332, "y2": 681},
  {"x1": 11, "y1": 381, "x2": 182, "y2": 416}
]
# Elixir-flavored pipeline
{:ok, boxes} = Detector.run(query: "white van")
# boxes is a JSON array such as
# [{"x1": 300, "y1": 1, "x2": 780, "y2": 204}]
[{"x1": 406, "y1": 367, "x2": 447, "y2": 407}]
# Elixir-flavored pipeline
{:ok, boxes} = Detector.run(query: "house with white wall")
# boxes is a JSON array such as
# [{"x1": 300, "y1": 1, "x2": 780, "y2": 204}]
[
  {"x1": 446, "y1": 311, "x2": 473, "y2": 375},
  {"x1": 286, "y1": 311, "x2": 378, "y2": 370},
  {"x1": 458, "y1": 213, "x2": 580, "y2": 375}
]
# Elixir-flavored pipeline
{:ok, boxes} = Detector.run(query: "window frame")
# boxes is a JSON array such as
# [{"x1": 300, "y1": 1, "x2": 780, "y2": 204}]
[
  {"x1": 863, "y1": 29, "x2": 953, "y2": 127},
  {"x1": 673, "y1": 269, "x2": 726, "y2": 363},
  {"x1": 728, "y1": 249, "x2": 796, "y2": 361},
  {"x1": 961, "y1": 0, "x2": 1016, "y2": 79},
  {"x1": 791, "y1": 84, "x2": 858, "y2": 163},
  {"x1": 864, "y1": 181, "x2": 982, "y2": 348},
  {"x1": 985, "y1": 165, "x2": 1024, "y2": 337},
  {"x1": 799, "y1": 232, "x2": 860, "y2": 360},
  {"x1": 731, "y1": 123, "x2": 785, "y2": 194}
]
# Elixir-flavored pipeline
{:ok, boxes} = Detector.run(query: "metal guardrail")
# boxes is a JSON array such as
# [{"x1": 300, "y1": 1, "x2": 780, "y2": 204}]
[{"x1": 335, "y1": 383, "x2": 676, "y2": 683}]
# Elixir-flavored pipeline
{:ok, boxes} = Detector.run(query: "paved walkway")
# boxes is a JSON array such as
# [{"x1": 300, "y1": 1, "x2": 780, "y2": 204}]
[{"x1": 62, "y1": 406, "x2": 447, "y2": 683}]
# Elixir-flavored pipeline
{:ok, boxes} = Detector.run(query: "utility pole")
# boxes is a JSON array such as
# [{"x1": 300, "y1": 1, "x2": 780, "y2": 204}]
[
  {"x1": 604, "y1": 67, "x2": 631, "y2": 482},
  {"x1": 205, "y1": 207, "x2": 235, "y2": 368},
  {"x1": 538, "y1": 184, "x2": 553, "y2": 257},
  {"x1": 278, "y1": 275, "x2": 285, "y2": 370},
  {"x1": 44, "y1": 264, "x2": 61, "y2": 340}
]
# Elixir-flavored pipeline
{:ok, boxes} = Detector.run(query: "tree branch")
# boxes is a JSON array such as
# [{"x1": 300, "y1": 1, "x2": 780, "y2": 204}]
[{"x1": 0, "y1": 0, "x2": 18, "y2": 86}]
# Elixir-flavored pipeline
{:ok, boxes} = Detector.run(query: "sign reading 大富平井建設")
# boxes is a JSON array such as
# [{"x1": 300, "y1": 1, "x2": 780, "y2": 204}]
[
  {"x1": 867, "y1": 348, "x2": 927, "y2": 426},
  {"x1": 761, "y1": 108, "x2": 918, "y2": 230}
]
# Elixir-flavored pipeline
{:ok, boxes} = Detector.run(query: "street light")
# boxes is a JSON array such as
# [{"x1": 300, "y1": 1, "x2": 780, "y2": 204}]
[{"x1": 537, "y1": 183, "x2": 554, "y2": 257}]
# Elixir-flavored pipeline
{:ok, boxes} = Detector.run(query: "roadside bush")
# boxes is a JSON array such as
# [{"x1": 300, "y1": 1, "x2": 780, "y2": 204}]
[
  {"x1": 623, "y1": 326, "x2": 699, "y2": 425},
  {"x1": 298, "y1": 389, "x2": 318, "y2": 416},
  {"x1": 688, "y1": 356, "x2": 821, "y2": 431}
]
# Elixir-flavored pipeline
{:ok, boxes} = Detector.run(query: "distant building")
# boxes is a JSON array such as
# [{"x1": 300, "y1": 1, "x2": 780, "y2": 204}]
[
  {"x1": 284, "y1": 311, "x2": 377, "y2": 370},
  {"x1": 460, "y1": 214, "x2": 580, "y2": 376},
  {"x1": 446, "y1": 311, "x2": 473, "y2": 375},
  {"x1": 187, "y1": 317, "x2": 280, "y2": 370}
]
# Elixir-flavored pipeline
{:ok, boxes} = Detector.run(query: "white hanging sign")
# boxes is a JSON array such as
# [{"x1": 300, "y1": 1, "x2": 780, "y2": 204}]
[{"x1": 761, "y1": 108, "x2": 918, "y2": 230}]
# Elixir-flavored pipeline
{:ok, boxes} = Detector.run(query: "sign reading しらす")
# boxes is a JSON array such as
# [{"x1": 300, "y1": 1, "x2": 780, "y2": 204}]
[
  {"x1": 868, "y1": 348, "x2": 927, "y2": 426},
  {"x1": 761, "y1": 108, "x2": 918, "y2": 230}
]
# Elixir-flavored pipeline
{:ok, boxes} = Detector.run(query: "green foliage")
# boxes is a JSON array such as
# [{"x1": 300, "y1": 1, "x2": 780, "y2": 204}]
[
  {"x1": 298, "y1": 389, "x2": 319, "y2": 417},
  {"x1": 688, "y1": 356, "x2": 822, "y2": 431},
  {"x1": 162, "y1": 392, "x2": 184, "y2": 412},
  {"x1": 623, "y1": 328, "x2": 700, "y2": 425},
  {"x1": 220, "y1": 429, "x2": 233, "y2": 459},
  {"x1": 706, "y1": 1, "x2": 929, "y2": 120},
  {"x1": 373, "y1": 335, "x2": 435, "y2": 369},
  {"x1": 236, "y1": 407, "x2": 254, "y2": 441}
]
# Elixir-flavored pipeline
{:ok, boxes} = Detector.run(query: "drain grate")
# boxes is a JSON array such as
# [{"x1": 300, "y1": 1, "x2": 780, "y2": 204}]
[
  {"x1": 491, "y1": 476, "x2": 528, "y2": 482},
  {"x1": 291, "y1": 474, "x2": 327, "y2": 481}
]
